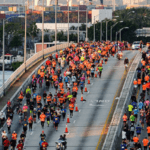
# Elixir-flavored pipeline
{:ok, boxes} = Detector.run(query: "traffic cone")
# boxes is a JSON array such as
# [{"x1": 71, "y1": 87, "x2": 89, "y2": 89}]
[
  {"x1": 84, "y1": 84, "x2": 87, "y2": 92},
  {"x1": 81, "y1": 94, "x2": 83, "y2": 101},
  {"x1": 95, "y1": 73, "x2": 97, "y2": 78},
  {"x1": 65, "y1": 124, "x2": 68, "y2": 133},
  {"x1": 75, "y1": 103, "x2": 79, "y2": 111},
  {"x1": 66, "y1": 114, "x2": 70, "y2": 123},
  {"x1": 88, "y1": 79, "x2": 90, "y2": 84}
]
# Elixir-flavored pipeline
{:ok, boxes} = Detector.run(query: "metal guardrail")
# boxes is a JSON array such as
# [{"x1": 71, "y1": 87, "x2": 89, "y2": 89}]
[
  {"x1": 102, "y1": 52, "x2": 141, "y2": 150},
  {"x1": 0, "y1": 43, "x2": 69, "y2": 97}
]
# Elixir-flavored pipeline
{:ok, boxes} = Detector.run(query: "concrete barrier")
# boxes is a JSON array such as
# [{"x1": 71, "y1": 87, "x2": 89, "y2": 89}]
[{"x1": 102, "y1": 51, "x2": 142, "y2": 150}]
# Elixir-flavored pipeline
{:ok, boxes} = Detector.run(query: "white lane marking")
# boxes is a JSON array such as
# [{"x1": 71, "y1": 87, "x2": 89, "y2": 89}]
[
  {"x1": 87, "y1": 91, "x2": 89, "y2": 93},
  {"x1": 115, "y1": 97, "x2": 120, "y2": 99},
  {"x1": 79, "y1": 110, "x2": 81, "y2": 112},
  {"x1": 30, "y1": 131, "x2": 33, "y2": 135},
  {"x1": 73, "y1": 120, "x2": 76, "y2": 123},
  {"x1": 38, "y1": 120, "x2": 40, "y2": 123},
  {"x1": 91, "y1": 83, "x2": 93, "y2": 85},
  {"x1": 89, "y1": 104, "x2": 105, "y2": 106},
  {"x1": 83, "y1": 101, "x2": 85, "y2": 103},
  {"x1": 90, "y1": 100, "x2": 110, "y2": 103}
]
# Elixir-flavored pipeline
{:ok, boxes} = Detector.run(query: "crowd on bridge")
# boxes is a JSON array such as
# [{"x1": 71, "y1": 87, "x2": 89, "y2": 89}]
[
  {"x1": 0, "y1": 41, "x2": 128, "y2": 150},
  {"x1": 121, "y1": 49, "x2": 150, "y2": 150}
]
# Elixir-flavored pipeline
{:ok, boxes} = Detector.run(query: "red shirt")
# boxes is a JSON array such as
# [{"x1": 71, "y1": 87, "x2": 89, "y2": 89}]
[
  {"x1": 42, "y1": 142, "x2": 48, "y2": 148},
  {"x1": 17, "y1": 143, "x2": 23, "y2": 150},
  {"x1": 3, "y1": 139, "x2": 10, "y2": 147},
  {"x1": 46, "y1": 60, "x2": 51, "y2": 66}
]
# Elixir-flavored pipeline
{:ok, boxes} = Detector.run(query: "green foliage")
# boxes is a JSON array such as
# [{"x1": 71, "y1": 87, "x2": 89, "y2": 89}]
[
  {"x1": 27, "y1": 22, "x2": 39, "y2": 39},
  {"x1": 88, "y1": 7, "x2": 150, "y2": 43},
  {"x1": 11, "y1": 61, "x2": 23, "y2": 70},
  {"x1": 9, "y1": 35, "x2": 22, "y2": 48}
]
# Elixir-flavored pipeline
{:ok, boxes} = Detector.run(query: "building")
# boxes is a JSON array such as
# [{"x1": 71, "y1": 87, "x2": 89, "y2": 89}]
[
  {"x1": 92, "y1": 9, "x2": 112, "y2": 24},
  {"x1": 135, "y1": 27, "x2": 150, "y2": 37}
]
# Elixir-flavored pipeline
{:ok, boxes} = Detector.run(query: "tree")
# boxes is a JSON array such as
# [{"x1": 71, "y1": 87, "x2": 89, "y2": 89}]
[
  {"x1": 9, "y1": 35, "x2": 22, "y2": 49},
  {"x1": 44, "y1": 35, "x2": 50, "y2": 42},
  {"x1": 27, "y1": 22, "x2": 39, "y2": 41}
]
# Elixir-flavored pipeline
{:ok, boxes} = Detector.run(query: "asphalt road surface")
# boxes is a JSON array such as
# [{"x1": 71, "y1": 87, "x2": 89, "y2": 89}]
[{"x1": 0, "y1": 50, "x2": 138, "y2": 150}]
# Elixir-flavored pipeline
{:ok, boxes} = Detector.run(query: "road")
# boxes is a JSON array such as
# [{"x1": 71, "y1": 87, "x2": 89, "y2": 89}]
[{"x1": 0, "y1": 50, "x2": 138, "y2": 150}]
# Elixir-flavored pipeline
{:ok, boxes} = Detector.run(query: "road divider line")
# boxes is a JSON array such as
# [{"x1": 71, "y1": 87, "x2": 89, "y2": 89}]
[
  {"x1": 73, "y1": 120, "x2": 76, "y2": 123},
  {"x1": 79, "y1": 110, "x2": 81, "y2": 112}
]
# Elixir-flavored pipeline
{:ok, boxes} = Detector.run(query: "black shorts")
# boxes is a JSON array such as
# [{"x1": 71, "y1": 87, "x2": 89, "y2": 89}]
[
  {"x1": 134, "y1": 114, "x2": 137, "y2": 118},
  {"x1": 81, "y1": 87, "x2": 83, "y2": 90},
  {"x1": 148, "y1": 133, "x2": 150, "y2": 136},
  {"x1": 55, "y1": 123, "x2": 58, "y2": 127},
  {"x1": 47, "y1": 118, "x2": 50, "y2": 121},
  {"x1": 55, "y1": 86, "x2": 58, "y2": 89}
]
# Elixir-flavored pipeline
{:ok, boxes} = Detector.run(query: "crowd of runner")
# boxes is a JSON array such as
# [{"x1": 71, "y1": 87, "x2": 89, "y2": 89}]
[
  {"x1": 121, "y1": 50, "x2": 150, "y2": 150},
  {"x1": 0, "y1": 41, "x2": 126, "y2": 150}
]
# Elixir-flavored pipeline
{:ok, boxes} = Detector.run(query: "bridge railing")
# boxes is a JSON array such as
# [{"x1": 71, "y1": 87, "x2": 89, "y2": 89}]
[
  {"x1": 0, "y1": 42, "x2": 69, "y2": 97},
  {"x1": 102, "y1": 52, "x2": 141, "y2": 150}
]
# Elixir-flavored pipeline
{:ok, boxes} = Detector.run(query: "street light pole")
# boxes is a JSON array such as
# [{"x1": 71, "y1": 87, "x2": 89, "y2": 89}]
[
  {"x1": 94, "y1": 16, "x2": 95, "y2": 41},
  {"x1": 100, "y1": 21, "x2": 102, "y2": 41},
  {"x1": 110, "y1": 21, "x2": 123, "y2": 42},
  {"x1": 42, "y1": 0, "x2": 44, "y2": 59},
  {"x1": 67, "y1": 0, "x2": 69, "y2": 46},
  {"x1": 55, "y1": 0, "x2": 57, "y2": 50},
  {"x1": 24, "y1": 0, "x2": 27, "y2": 71},
  {"x1": 115, "y1": 31, "x2": 118, "y2": 41},
  {"x1": 119, "y1": 27, "x2": 129, "y2": 41},
  {"x1": 3, "y1": 19, "x2": 5, "y2": 96},
  {"x1": 86, "y1": 8, "x2": 88, "y2": 41},
  {"x1": 78, "y1": 5, "x2": 79, "y2": 43},
  {"x1": 106, "y1": 21, "x2": 108, "y2": 41}
]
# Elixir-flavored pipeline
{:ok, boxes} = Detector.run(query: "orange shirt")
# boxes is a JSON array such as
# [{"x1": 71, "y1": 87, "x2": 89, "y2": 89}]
[
  {"x1": 138, "y1": 79, "x2": 141, "y2": 85},
  {"x1": 59, "y1": 97, "x2": 64, "y2": 104},
  {"x1": 133, "y1": 80, "x2": 137, "y2": 85},
  {"x1": 145, "y1": 75, "x2": 149, "y2": 82},
  {"x1": 147, "y1": 126, "x2": 150, "y2": 133},
  {"x1": 47, "y1": 96, "x2": 52, "y2": 102},
  {"x1": 143, "y1": 138, "x2": 149, "y2": 146},
  {"x1": 122, "y1": 115, "x2": 127, "y2": 121},
  {"x1": 53, "y1": 75, "x2": 58, "y2": 82},
  {"x1": 40, "y1": 72, "x2": 45, "y2": 78},
  {"x1": 40, "y1": 114, "x2": 46, "y2": 121},
  {"x1": 133, "y1": 137, "x2": 139, "y2": 143},
  {"x1": 12, "y1": 133, "x2": 17, "y2": 140},
  {"x1": 69, "y1": 104, "x2": 74, "y2": 111},
  {"x1": 72, "y1": 86, "x2": 78, "y2": 92},
  {"x1": 36, "y1": 95, "x2": 41, "y2": 103},
  {"x1": 59, "y1": 83, "x2": 64, "y2": 89},
  {"x1": 143, "y1": 84, "x2": 147, "y2": 91}
]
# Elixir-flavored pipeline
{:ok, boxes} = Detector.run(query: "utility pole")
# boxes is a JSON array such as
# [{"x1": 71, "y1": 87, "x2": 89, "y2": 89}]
[
  {"x1": 42, "y1": 0, "x2": 44, "y2": 59},
  {"x1": 67, "y1": 0, "x2": 69, "y2": 46},
  {"x1": 3, "y1": 19, "x2": 5, "y2": 95},
  {"x1": 55, "y1": 0, "x2": 57, "y2": 50}
]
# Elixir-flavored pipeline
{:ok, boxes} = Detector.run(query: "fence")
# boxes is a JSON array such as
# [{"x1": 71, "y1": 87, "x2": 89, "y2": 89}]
[
  {"x1": 102, "y1": 52, "x2": 141, "y2": 150},
  {"x1": 0, "y1": 42, "x2": 69, "y2": 97}
]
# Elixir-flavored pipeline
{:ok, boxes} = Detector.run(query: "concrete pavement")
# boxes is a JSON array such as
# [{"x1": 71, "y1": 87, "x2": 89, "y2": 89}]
[{"x1": 0, "y1": 50, "x2": 138, "y2": 150}]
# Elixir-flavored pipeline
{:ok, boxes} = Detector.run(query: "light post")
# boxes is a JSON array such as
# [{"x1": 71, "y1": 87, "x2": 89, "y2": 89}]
[
  {"x1": 3, "y1": 15, "x2": 24, "y2": 96},
  {"x1": 67, "y1": 0, "x2": 69, "y2": 46},
  {"x1": 115, "y1": 31, "x2": 118, "y2": 41},
  {"x1": 93, "y1": 16, "x2": 95, "y2": 41},
  {"x1": 110, "y1": 21, "x2": 123, "y2": 41},
  {"x1": 55, "y1": 0, "x2": 57, "y2": 50},
  {"x1": 42, "y1": 0, "x2": 44, "y2": 59},
  {"x1": 78, "y1": 5, "x2": 79, "y2": 43},
  {"x1": 86, "y1": 8, "x2": 88, "y2": 41},
  {"x1": 119, "y1": 27, "x2": 129, "y2": 41}
]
